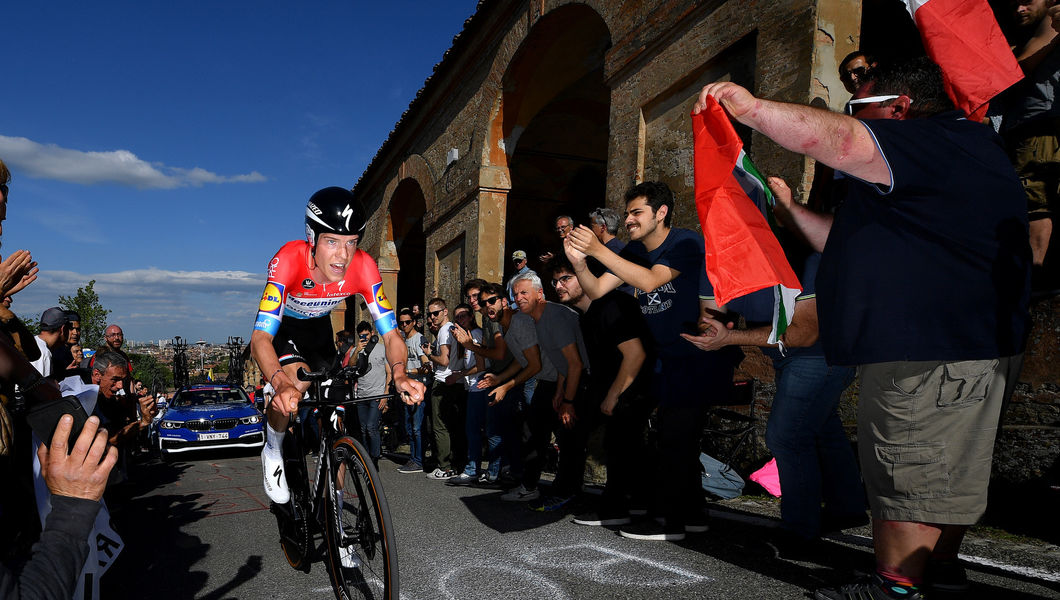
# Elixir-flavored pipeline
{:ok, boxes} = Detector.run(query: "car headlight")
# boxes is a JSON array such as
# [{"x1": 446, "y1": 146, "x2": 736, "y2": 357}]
[
  {"x1": 240, "y1": 414, "x2": 262, "y2": 425},
  {"x1": 160, "y1": 420, "x2": 184, "y2": 429}
]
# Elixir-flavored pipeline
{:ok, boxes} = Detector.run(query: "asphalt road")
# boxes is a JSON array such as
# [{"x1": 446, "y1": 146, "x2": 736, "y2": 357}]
[{"x1": 99, "y1": 448, "x2": 1060, "y2": 600}]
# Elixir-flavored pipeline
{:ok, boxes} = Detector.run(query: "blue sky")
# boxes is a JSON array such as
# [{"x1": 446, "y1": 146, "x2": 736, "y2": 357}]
[{"x1": 2, "y1": 1, "x2": 479, "y2": 344}]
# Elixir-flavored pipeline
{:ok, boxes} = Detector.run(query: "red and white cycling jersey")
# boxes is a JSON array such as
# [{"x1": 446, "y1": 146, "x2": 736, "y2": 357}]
[{"x1": 253, "y1": 240, "x2": 396, "y2": 336}]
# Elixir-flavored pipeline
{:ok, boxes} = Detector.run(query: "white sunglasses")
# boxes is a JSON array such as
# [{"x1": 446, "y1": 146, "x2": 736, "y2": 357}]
[{"x1": 844, "y1": 94, "x2": 902, "y2": 115}]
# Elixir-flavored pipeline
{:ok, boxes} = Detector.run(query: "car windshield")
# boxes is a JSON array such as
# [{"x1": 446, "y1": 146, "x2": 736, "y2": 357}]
[{"x1": 171, "y1": 388, "x2": 247, "y2": 408}]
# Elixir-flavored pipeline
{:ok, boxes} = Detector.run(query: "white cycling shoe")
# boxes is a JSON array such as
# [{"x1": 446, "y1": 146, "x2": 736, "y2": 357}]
[
  {"x1": 339, "y1": 545, "x2": 361, "y2": 569},
  {"x1": 262, "y1": 447, "x2": 290, "y2": 504}
]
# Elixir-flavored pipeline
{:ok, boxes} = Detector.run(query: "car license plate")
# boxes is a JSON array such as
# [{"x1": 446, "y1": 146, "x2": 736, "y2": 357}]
[{"x1": 199, "y1": 432, "x2": 229, "y2": 441}]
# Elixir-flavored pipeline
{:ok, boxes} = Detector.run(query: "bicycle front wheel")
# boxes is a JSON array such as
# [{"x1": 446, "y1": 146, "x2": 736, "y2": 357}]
[{"x1": 324, "y1": 435, "x2": 399, "y2": 600}]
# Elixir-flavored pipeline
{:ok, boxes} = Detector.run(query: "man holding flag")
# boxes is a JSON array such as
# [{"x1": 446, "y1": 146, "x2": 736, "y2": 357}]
[{"x1": 694, "y1": 58, "x2": 1030, "y2": 599}]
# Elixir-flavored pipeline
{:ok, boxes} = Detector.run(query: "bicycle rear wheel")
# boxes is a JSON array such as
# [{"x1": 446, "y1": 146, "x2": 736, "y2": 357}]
[{"x1": 324, "y1": 435, "x2": 399, "y2": 600}]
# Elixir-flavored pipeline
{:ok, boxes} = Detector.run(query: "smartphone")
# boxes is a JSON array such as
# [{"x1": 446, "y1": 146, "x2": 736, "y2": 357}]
[{"x1": 25, "y1": 395, "x2": 90, "y2": 450}]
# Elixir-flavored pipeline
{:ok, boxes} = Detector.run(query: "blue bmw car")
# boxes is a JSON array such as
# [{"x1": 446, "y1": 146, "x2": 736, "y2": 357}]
[{"x1": 158, "y1": 383, "x2": 264, "y2": 458}]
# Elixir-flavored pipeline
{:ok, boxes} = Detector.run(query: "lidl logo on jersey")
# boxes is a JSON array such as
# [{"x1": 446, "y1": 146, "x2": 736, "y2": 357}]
[
  {"x1": 371, "y1": 282, "x2": 394, "y2": 312},
  {"x1": 259, "y1": 282, "x2": 285, "y2": 315}
]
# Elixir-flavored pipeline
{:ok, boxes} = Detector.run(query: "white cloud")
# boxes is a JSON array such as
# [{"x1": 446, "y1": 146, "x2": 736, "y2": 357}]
[
  {"x1": 0, "y1": 134, "x2": 267, "y2": 189},
  {"x1": 11, "y1": 267, "x2": 268, "y2": 342}
]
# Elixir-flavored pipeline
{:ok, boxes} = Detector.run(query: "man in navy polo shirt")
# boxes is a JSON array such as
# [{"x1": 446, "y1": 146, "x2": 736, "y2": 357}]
[{"x1": 695, "y1": 58, "x2": 1030, "y2": 599}]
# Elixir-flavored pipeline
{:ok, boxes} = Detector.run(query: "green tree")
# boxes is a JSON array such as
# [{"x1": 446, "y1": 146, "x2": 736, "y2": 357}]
[
  {"x1": 59, "y1": 280, "x2": 110, "y2": 350},
  {"x1": 128, "y1": 352, "x2": 173, "y2": 394},
  {"x1": 19, "y1": 313, "x2": 40, "y2": 336}
]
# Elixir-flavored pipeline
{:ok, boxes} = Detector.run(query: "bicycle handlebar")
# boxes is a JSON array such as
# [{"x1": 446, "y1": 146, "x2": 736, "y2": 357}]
[
  {"x1": 295, "y1": 365, "x2": 399, "y2": 407},
  {"x1": 296, "y1": 365, "x2": 363, "y2": 384}
]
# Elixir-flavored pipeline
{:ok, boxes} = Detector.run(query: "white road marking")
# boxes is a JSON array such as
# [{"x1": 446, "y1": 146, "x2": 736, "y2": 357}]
[{"x1": 522, "y1": 543, "x2": 713, "y2": 586}]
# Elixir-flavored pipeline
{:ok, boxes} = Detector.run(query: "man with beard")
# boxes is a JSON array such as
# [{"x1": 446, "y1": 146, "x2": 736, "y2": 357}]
[{"x1": 565, "y1": 181, "x2": 741, "y2": 541}]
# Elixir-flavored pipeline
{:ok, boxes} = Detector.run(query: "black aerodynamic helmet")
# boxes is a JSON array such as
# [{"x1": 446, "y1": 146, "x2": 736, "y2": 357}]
[{"x1": 304, "y1": 187, "x2": 367, "y2": 246}]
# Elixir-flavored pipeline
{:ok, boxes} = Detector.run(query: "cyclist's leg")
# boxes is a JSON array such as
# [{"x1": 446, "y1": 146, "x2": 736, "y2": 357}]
[
  {"x1": 263, "y1": 360, "x2": 312, "y2": 503},
  {"x1": 264, "y1": 315, "x2": 340, "y2": 501}
]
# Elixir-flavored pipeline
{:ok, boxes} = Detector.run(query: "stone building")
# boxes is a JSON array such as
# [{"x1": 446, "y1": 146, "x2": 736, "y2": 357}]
[{"x1": 345, "y1": 0, "x2": 1057, "y2": 531}]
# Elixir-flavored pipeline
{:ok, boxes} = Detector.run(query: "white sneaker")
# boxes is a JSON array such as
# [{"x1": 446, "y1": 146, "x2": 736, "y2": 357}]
[
  {"x1": 501, "y1": 484, "x2": 540, "y2": 502},
  {"x1": 425, "y1": 468, "x2": 454, "y2": 480},
  {"x1": 339, "y1": 544, "x2": 361, "y2": 569},
  {"x1": 261, "y1": 448, "x2": 290, "y2": 504}
]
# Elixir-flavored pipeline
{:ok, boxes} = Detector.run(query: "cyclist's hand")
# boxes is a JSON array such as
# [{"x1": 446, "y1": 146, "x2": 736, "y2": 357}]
[
  {"x1": 273, "y1": 382, "x2": 302, "y2": 417},
  {"x1": 394, "y1": 374, "x2": 425, "y2": 405}
]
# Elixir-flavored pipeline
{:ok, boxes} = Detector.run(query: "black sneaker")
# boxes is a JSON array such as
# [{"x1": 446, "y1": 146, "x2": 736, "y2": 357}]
[
  {"x1": 924, "y1": 559, "x2": 970, "y2": 596},
  {"x1": 396, "y1": 461, "x2": 423, "y2": 474},
  {"x1": 446, "y1": 473, "x2": 476, "y2": 486},
  {"x1": 814, "y1": 574, "x2": 923, "y2": 600},
  {"x1": 572, "y1": 511, "x2": 631, "y2": 526},
  {"x1": 474, "y1": 472, "x2": 500, "y2": 488},
  {"x1": 685, "y1": 512, "x2": 709, "y2": 534},
  {"x1": 619, "y1": 520, "x2": 686, "y2": 542}
]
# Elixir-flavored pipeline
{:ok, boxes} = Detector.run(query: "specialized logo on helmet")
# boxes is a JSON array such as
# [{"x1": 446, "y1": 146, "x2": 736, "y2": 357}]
[
  {"x1": 307, "y1": 202, "x2": 323, "y2": 217},
  {"x1": 341, "y1": 204, "x2": 354, "y2": 231},
  {"x1": 259, "y1": 283, "x2": 285, "y2": 315}
]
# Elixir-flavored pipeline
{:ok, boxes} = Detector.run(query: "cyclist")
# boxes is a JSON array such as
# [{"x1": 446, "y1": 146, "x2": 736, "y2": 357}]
[{"x1": 252, "y1": 186, "x2": 426, "y2": 504}]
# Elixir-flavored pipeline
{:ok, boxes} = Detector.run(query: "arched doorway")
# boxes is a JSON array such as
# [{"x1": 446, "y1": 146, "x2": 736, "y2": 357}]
[
  {"x1": 389, "y1": 178, "x2": 428, "y2": 311},
  {"x1": 497, "y1": 5, "x2": 611, "y2": 283}
]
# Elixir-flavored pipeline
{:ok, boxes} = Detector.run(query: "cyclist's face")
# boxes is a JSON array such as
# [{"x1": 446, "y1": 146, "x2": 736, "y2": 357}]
[{"x1": 314, "y1": 233, "x2": 359, "y2": 282}]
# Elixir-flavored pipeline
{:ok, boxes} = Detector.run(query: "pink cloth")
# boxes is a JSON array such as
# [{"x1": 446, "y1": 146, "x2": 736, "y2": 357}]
[{"x1": 750, "y1": 458, "x2": 782, "y2": 497}]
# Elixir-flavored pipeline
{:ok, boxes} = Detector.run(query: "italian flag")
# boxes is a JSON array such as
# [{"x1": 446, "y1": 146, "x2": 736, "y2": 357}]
[
  {"x1": 902, "y1": 0, "x2": 1023, "y2": 121},
  {"x1": 692, "y1": 97, "x2": 801, "y2": 344}
]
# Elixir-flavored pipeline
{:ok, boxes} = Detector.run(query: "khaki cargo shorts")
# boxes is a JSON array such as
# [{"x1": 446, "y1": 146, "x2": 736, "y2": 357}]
[
  {"x1": 1008, "y1": 123, "x2": 1060, "y2": 219},
  {"x1": 857, "y1": 356, "x2": 1019, "y2": 525}
]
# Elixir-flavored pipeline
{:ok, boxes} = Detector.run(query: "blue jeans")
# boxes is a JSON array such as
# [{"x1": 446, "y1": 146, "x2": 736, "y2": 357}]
[
  {"x1": 462, "y1": 389, "x2": 501, "y2": 478},
  {"x1": 404, "y1": 397, "x2": 425, "y2": 465},
  {"x1": 356, "y1": 400, "x2": 382, "y2": 461},
  {"x1": 765, "y1": 355, "x2": 865, "y2": 538}
]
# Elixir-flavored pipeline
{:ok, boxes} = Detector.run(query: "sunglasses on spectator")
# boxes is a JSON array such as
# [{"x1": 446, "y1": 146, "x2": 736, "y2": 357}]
[
  {"x1": 480, "y1": 296, "x2": 501, "y2": 306},
  {"x1": 428, "y1": 309, "x2": 444, "y2": 317},
  {"x1": 398, "y1": 319, "x2": 413, "y2": 325},
  {"x1": 841, "y1": 66, "x2": 868, "y2": 82},
  {"x1": 844, "y1": 94, "x2": 901, "y2": 115},
  {"x1": 551, "y1": 274, "x2": 575, "y2": 287}
]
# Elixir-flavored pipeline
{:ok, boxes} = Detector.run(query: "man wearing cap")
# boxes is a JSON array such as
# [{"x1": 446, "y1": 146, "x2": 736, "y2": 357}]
[
  {"x1": 506, "y1": 250, "x2": 536, "y2": 306},
  {"x1": 30, "y1": 307, "x2": 68, "y2": 377}
]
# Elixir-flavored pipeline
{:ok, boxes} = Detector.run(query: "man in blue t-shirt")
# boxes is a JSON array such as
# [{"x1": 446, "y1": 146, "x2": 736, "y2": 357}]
[
  {"x1": 695, "y1": 58, "x2": 1030, "y2": 599},
  {"x1": 566, "y1": 181, "x2": 741, "y2": 542}
]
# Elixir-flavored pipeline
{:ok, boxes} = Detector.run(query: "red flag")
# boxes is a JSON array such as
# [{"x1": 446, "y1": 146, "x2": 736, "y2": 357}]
[
  {"x1": 903, "y1": 0, "x2": 1023, "y2": 121},
  {"x1": 693, "y1": 97, "x2": 801, "y2": 342}
]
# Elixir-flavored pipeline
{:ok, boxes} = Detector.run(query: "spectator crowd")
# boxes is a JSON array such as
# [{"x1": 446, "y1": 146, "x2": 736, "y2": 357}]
[{"x1": 336, "y1": 24, "x2": 1051, "y2": 599}]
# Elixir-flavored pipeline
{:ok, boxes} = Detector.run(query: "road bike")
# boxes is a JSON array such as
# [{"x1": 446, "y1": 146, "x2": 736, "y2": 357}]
[{"x1": 270, "y1": 362, "x2": 399, "y2": 600}]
